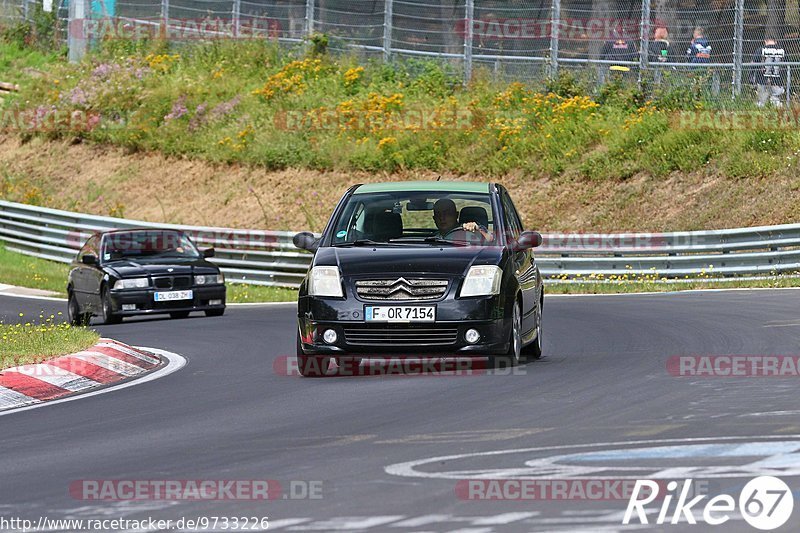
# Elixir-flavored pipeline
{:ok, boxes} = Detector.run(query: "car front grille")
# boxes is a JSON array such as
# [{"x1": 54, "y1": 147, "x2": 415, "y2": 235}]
[
  {"x1": 355, "y1": 278, "x2": 448, "y2": 301},
  {"x1": 343, "y1": 325, "x2": 458, "y2": 346},
  {"x1": 153, "y1": 276, "x2": 192, "y2": 290}
]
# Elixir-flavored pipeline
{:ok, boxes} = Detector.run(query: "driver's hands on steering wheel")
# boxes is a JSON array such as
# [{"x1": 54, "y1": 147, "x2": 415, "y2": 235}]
[{"x1": 447, "y1": 222, "x2": 494, "y2": 242}]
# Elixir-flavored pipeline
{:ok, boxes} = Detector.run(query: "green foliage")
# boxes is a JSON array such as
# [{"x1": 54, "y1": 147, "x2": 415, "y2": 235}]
[{"x1": 2, "y1": 38, "x2": 798, "y2": 182}]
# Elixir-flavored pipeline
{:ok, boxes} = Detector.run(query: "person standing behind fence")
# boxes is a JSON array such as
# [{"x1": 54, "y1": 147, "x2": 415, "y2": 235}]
[
  {"x1": 649, "y1": 26, "x2": 673, "y2": 64},
  {"x1": 686, "y1": 27, "x2": 711, "y2": 63},
  {"x1": 601, "y1": 31, "x2": 638, "y2": 81},
  {"x1": 750, "y1": 36, "x2": 786, "y2": 107}
]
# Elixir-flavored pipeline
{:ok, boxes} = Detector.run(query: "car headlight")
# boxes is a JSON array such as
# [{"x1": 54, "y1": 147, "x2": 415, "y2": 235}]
[
  {"x1": 195, "y1": 273, "x2": 224, "y2": 285},
  {"x1": 460, "y1": 265, "x2": 502, "y2": 297},
  {"x1": 113, "y1": 277, "x2": 149, "y2": 290},
  {"x1": 309, "y1": 266, "x2": 343, "y2": 297}
]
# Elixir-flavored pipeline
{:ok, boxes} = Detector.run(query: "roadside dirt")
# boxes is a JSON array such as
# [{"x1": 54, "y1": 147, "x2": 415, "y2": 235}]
[{"x1": 2, "y1": 134, "x2": 800, "y2": 232}]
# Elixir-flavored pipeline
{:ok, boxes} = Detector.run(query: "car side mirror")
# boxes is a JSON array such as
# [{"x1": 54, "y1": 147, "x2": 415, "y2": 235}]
[
  {"x1": 515, "y1": 231, "x2": 543, "y2": 250},
  {"x1": 293, "y1": 231, "x2": 320, "y2": 253},
  {"x1": 203, "y1": 248, "x2": 215, "y2": 258},
  {"x1": 82, "y1": 254, "x2": 97, "y2": 265}
]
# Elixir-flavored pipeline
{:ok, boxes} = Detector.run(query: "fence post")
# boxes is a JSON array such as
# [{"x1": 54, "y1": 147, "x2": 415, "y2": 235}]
[
  {"x1": 788, "y1": 65, "x2": 792, "y2": 106},
  {"x1": 463, "y1": 0, "x2": 474, "y2": 85},
  {"x1": 733, "y1": 0, "x2": 744, "y2": 96},
  {"x1": 67, "y1": 0, "x2": 87, "y2": 62},
  {"x1": 383, "y1": 0, "x2": 392, "y2": 61},
  {"x1": 305, "y1": 0, "x2": 314, "y2": 35},
  {"x1": 160, "y1": 0, "x2": 169, "y2": 37},
  {"x1": 549, "y1": 0, "x2": 560, "y2": 78},
  {"x1": 232, "y1": 0, "x2": 240, "y2": 37},
  {"x1": 639, "y1": 0, "x2": 650, "y2": 75}
]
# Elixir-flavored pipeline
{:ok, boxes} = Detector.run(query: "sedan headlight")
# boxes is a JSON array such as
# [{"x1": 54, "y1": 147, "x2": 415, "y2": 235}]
[
  {"x1": 309, "y1": 266, "x2": 343, "y2": 297},
  {"x1": 460, "y1": 265, "x2": 502, "y2": 297},
  {"x1": 195, "y1": 273, "x2": 224, "y2": 285},
  {"x1": 113, "y1": 277, "x2": 149, "y2": 290}
]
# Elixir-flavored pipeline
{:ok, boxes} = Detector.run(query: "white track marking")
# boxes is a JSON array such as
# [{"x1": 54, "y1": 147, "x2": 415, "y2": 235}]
[
  {"x1": 1, "y1": 365, "x2": 100, "y2": 392},
  {"x1": 69, "y1": 352, "x2": 144, "y2": 376},
  {"x1": 0, "y1": 385, "x2": 40, "y2": 408}
]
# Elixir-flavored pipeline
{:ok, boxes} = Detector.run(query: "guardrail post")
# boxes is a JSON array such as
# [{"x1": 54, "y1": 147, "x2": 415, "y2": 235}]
[
  {"x1": 463, "y1": 0, "x2": 474, "y2": 85},
  {"x1": 305, "y1": 0, "x2": 314, "y2": 35},
  {"x1": 67, "y1": 0, "x2": 87, "y2": 63},
  {"x1": 232, "y1": 0, "x2": 241, "y2": 37},
  {"x1": 549, "y1": 0, "x2": 560, "y2": 78},
  {"x1": 733, "y1": 0, "x2": 744, "y2": 96},
  {"x1": 383, "y1": 0, "x2": 392, "y2": 61}
]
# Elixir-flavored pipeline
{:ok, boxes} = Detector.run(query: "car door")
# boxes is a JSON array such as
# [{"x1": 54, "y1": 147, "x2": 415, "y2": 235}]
[
  {"x1": 500, "y1": 189, "x2": 538, "y2": 337},
  {"x1": 71, "y1": 239, "x2": 93, "y2": 306},
  {"x1": 84, "y1": 235, "x2": 105, "y2": 312}
]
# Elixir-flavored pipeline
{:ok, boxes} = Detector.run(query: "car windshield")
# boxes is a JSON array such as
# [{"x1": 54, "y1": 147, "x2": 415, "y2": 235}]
[
  {"x1": 102, "y1": 231, "x2": 201, "y2": 261},
  {"x1": 331, "y1": 191, "x2": 496, "y2": 246}
]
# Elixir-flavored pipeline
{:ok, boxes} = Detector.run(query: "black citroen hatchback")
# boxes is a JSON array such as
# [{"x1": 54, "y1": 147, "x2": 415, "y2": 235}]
[{"x1": 293, "y1": 181, "x2": 544, "y2": 376}]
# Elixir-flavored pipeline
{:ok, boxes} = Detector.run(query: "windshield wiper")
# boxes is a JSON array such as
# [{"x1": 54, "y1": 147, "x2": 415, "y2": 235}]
[
  {"x1": 422, "y1": 236, "x2": 459, "y2": 245},
  {"x1": 333, "y1": 239, "x2": 394, "y2": 247}
]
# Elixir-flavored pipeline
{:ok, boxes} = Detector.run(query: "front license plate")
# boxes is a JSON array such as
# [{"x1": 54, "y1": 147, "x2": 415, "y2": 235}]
[
  {"x1": 154, "y1": 290, "x2": 193, "y2": 302},
  {"x1": 365, "y1": 306, "x2": 435, "y2": 322}
]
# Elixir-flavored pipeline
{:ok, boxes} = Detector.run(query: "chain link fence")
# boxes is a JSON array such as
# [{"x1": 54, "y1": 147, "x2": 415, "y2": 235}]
[{"x1": 3, "y1": 0, "x2": 800, "y2": 104}]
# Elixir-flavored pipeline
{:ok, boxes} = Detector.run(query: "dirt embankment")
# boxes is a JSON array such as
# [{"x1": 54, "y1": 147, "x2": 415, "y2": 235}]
[{"x1": 2, "y1": 135, "x2": 800, "y2": 232}]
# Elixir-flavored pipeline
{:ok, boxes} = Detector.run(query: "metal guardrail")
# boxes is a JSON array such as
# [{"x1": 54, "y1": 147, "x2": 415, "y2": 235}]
[{"x1": 2, "y1": 199, "x2": 800, "y2": 287}]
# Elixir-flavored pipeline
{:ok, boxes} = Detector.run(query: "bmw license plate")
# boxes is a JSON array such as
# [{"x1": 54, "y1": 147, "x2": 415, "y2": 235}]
[
  {"x1": 154, "y1": 290, "x2": 193, "y2": 302},
  {"x1": 365, "y1": 306, "x2": 435, "y2": 322}
]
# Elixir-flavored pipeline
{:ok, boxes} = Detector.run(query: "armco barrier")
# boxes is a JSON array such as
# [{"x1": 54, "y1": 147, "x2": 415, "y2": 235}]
[{"x1": 1, "y1": 199, "x2": 799, "y2": 287}]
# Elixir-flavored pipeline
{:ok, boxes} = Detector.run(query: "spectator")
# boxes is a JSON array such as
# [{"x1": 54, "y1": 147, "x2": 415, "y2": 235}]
[
  {"x1": 687, "y1": 27, "x2": 711, "y2": 63},
  {"x1": 601, "y1": 31, "x2": 638, "y2": 64},
  {"x1": 750, "y1": 35, "x2": 786, "y2": 107},
  {"x1": 649, "y1": 26, "x2": 673, "y2": 64}
]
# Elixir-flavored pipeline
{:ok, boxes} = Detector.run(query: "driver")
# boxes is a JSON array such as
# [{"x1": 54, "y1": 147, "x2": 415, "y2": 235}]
[{"x1": 432, "y1": 198, "x2": 493, "y2": 241}]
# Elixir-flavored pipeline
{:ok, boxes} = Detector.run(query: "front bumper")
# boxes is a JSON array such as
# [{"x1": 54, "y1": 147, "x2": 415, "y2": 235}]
[
  {"x1": 297, "y1": 294, "x2": 511, "y2": 356},
  {"x1": 109, "y1": 285, "x2": 226, "y2": 316}
]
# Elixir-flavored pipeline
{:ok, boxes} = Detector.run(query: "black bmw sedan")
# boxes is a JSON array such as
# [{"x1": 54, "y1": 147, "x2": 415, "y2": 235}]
[
  {"x1": 67, "y1": 229, "x2": 226, "y2": 325},
  {"x1": 293, "y1": 181, "x2": 544, "y2": 376}
]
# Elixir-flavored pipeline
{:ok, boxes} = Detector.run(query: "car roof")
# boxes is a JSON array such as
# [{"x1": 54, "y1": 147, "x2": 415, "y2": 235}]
[
  {"x1": 353, "y1": 181, "x2": 492, "y2": 194},
  {"x1": 100, "y1": 228, "x2": 185, "y2": 236}
]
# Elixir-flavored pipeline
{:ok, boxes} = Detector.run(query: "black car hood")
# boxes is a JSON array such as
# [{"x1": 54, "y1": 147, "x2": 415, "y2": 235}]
[
  {"x1": 315, "y1": 245, "x2": 504, "y2": 277},
  {"x1": 104, "y1": 258, "x2": 218, "y2": 278}
]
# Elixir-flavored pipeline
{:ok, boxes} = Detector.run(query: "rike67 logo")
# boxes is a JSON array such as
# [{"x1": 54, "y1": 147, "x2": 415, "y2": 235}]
[{"x1": 623, "y1": 476, "x2": 794, "y2": 530}]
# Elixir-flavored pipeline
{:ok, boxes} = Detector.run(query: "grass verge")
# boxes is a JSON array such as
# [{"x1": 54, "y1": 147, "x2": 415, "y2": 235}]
[
  {"x1": 0, "y1": 314, "x2": 99, "y2": 368},
  {"x1": 0, "y1": 244, "x2": 69, "y2": 295},
  {"x1": 545, "y1": 276, "x2": 800, "y2": 294}
]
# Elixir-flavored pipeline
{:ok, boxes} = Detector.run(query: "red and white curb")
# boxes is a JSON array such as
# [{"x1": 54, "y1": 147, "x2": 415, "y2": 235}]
[{"x1": 0, "y1": 338, "x2": 185, "y2": 413}]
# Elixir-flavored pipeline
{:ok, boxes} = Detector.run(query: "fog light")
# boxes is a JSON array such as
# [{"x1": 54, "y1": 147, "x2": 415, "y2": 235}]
[
  {"x1": 465, "y1": 329, "x2": 480, "y2": 344},
  {"x1": 121, "y1": 304, "x2": 137, "y2": 311},
  {"x1": 209, "y1": 299, "x2": 222, "y2": 306},
  {"x1": 323, "y1": 329, "x2": 338, "y2": 344}
]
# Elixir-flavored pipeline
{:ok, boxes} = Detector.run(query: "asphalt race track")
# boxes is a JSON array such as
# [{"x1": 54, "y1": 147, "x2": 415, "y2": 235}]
[{"x1": 1, "y1": 289, "x2": 800, "y2": 532}]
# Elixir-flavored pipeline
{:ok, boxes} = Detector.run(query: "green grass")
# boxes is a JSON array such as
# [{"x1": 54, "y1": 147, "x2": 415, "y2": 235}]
[
  {"x1": 1, "y1": 37, "x2": 797, "y2": 181},
  {"x1": 226, "y1": 283, "x2": 298, "y2": 303},
  {"x1": 0, "y1": 317, "x2": 99, "y2": 368},
  {"x1": 0, "y1": 244, "x2": 69, "y2": 295},
  {"x1": 545, "y1": 276, "x2": 800, "y2": 294}
]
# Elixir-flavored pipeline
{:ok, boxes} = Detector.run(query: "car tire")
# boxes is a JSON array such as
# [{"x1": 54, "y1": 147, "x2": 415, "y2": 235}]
[
  {"x1": 491, "y1": 301, "x2": 522, "y2": 369},
  {"x1": 67, "y1": 291, "x2": 89, "y2": 326},
  {"x1": 296, "y1": 331, "x2": 332, "y2": 377},
  {"x1": 100, "y1": 286, "x2": 122, "y2": 325},
  {"x1": 205, "y1": 308, "x2": 225, "y2": 317},
  {"x1": 170, "y1": 311, "x2": 191, "y2": 319},
  {"x1": 522, "y1": 295, "x2": 543, "y2": 360}
]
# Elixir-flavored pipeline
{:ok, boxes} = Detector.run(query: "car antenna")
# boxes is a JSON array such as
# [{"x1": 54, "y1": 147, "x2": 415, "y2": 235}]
[{"x1": 436, "y1": 175, "x2": 442, "y2": 181}]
